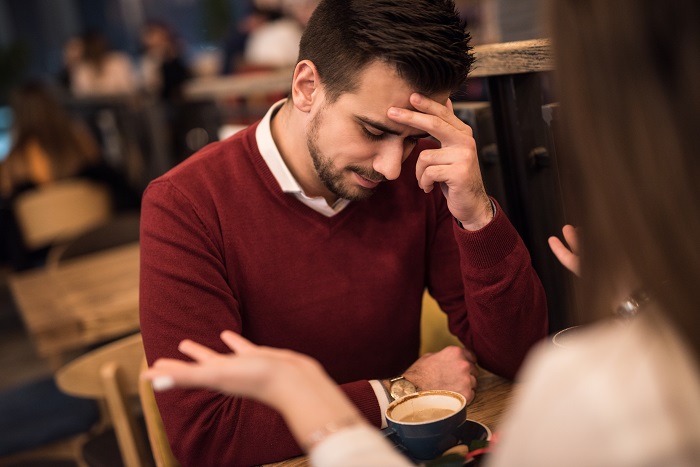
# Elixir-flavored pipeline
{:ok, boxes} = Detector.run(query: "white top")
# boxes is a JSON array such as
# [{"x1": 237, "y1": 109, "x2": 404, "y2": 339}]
[
  {"x1": 71, "y1": 52, "x2": 138, "y2": 97},
  {"x1": 487, "y1": 315, "x2": 700, "y2": 467},
  {"x1": 310, "y1": 424, "x2": 412, "y2": 467},
  {"x1": 245, "y1": 18, "x2": 304, "y2": 68}
]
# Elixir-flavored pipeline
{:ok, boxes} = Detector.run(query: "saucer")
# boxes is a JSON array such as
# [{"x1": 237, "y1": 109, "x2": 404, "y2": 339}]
[
  {"x1": 382, "y1": 419, "x2": 491, "y2": 464},
  {"x1": 454, "y1": 419, "x2": 491, "y2": 445}
]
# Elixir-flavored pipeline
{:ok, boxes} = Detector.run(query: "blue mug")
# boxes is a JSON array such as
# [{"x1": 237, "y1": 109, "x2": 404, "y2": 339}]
[{"x1": 385, "y1": 390, "x2": 467, "y2": 460}]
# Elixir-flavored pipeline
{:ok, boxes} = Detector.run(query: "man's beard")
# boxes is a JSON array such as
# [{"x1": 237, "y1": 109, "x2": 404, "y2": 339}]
[{"x1": 306, "y1": 109, "x2": 386, "y2": 202}]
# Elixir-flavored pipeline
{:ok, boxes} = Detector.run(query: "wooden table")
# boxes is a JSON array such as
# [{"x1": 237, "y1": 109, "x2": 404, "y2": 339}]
[
  {"x1": 8, "y1": 242, "x2": 140, "y2": 367},
  {"x1": 266, "y1": 369, "x2": 515, "y2": 466}
]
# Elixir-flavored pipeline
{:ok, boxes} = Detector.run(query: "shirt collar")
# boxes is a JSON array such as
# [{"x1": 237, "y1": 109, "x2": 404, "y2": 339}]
[
  {"x1": 255, "y1": 99, "x2": 303, "y2": 193},
  {"x1": 254, "y1": 99, "x2": 351, "y2": 216}
]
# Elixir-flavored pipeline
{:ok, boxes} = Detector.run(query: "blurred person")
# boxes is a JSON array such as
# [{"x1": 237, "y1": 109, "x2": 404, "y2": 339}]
[
  {"x1": 71, "y1": 30, "x2": 138, "y2": 97},
  {"x1": 0, "y1": 81, "x2": 140, "y2": 269},
  {"x1": 56, "y1": 35, "x2": 84, "y2": 92},
  {"x1": 282, "y1": 0, "x2": 320, "y2": 26},
  {"x1": 0, "y1": 81, "x2": 100, "y2": 199},
  {"x1": 221, "y1": 8, "x2": 259, "y2": 74},
  {"x1": 243, "y1": 4, "x2": 303, "y2": 69},
  {"x1": 139, "y1": 0, "x2": 548, "y2": 465},
  {"x1": 139, "y1": 20, "x2": 191, "y2": 101},
  {"x1": 145, "y1": 0, "x2": 700, "y2": 466}
]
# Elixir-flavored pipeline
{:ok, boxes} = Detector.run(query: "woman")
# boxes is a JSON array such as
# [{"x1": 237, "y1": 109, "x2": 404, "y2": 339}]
[
  {"x1": 0, "y1": 81, "x2": 100, "y2": 198},
  {"x1": 485, "y1": 1, "x2": 700, "y2": 465},
  {"x1": 143, "y1": 0, "x2": 700, "y2": 465},
  {"x1": 0, "y1": 81, "x2": 140, "y2": 270},
  {"x1": 70, "y1": 30, "x2": 137, "y2": 97}
]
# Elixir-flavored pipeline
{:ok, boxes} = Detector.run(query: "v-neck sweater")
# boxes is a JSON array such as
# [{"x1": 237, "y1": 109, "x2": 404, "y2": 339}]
[{"x1": 139, "y1": 122, "x2": 548, "y2": 466}]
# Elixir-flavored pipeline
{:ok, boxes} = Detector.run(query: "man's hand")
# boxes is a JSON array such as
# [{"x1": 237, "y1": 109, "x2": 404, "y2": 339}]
[
  {"x1": 401, "y1": 345, "x2": 479, "y2": 404},
  {"x1": 388, "y1": 93, "x2": 493, "y2": 230}
]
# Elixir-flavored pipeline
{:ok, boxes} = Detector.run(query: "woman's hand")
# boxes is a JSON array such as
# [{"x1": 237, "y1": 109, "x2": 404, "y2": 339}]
[
  {"x1": 548, "y1": 224, "x2": 581, "y2": 276},
  {"x1": 142, "y1": 331, "x2": 364, "y2": 452}
]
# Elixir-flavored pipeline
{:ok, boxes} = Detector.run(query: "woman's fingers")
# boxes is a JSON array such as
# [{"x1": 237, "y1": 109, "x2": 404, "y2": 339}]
[
  {"x1": 548, "y1": 235, "x2": 581, "y2": 276},
  {"x1": 562, "y1": 224, "x2": 580, "y2": 255},
  {"x1": 220, "y1": 330, "x2": 256, "y2": 354},
  {"x1": 177, "y1": 339, "x2": 220, "y2": 362}
]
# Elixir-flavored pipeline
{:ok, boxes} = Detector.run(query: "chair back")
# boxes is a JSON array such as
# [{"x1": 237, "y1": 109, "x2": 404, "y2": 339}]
[
  {"x1": 46, "y1": 212, "x2": 140, "y2": 268},
  {"x1": 55, "y1": 333, "x2": 152, "y2": 467},
  {"x1": 138, "y1": 359, "x2": 181, "y2": 467},
  {"x1": 420, "y1": 290, "x2": 463, "y2": 355},
  {"x1": 13, "y1": 178, "x2": 112, "y2": 251}
]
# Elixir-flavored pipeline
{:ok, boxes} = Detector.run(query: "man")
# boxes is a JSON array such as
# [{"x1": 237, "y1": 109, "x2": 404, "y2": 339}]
[{"x1": 139, "y1": 0, "x2": 548, "y2": 465}]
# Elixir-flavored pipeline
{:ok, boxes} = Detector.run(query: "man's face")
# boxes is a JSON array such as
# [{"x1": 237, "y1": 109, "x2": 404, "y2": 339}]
[{"x1": 304, "y1": 61, "x2": 449, "y2": 201}]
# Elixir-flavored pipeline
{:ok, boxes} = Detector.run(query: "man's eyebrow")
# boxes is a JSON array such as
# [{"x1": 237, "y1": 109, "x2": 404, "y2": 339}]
[{"x1": 355, "y1": 115, "x2": 430, "y2": 139}]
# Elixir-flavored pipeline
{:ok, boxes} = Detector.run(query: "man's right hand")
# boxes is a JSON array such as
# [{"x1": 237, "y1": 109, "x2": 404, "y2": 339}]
[{"x1": 400, "y1": 345, "x2": 479, "y2": 404}]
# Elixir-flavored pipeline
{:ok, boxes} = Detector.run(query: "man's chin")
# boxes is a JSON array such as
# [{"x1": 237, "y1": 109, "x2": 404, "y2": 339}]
[{"x1": 334, "y1": 184, "x2": 377, "y2": 202}]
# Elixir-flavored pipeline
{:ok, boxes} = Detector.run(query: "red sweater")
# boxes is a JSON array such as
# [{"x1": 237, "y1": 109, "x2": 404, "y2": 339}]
[{"x1": 140, "y1": 122, "x2": 547, "y2": 466}]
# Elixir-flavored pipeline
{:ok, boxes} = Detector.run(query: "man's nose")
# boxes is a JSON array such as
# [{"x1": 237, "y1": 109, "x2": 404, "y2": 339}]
[{"x1": 372, "y1": 140, "x2": 406, "y2": 181}]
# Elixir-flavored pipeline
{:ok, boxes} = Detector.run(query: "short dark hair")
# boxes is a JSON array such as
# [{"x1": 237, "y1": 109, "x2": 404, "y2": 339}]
[{"x1": 299, "y1": 0, "x2": 473, "y2": 102}]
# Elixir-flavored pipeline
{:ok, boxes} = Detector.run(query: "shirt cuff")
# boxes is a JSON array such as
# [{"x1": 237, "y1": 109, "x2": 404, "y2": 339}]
[{"x1": 369, "y1": 379, "x2": 390, "y2": 429}]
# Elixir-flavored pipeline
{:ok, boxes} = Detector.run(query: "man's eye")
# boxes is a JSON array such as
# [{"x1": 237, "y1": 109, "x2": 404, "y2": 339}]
[{"x1": 362, "y1": 127, "x2": 384, "y2": 141}]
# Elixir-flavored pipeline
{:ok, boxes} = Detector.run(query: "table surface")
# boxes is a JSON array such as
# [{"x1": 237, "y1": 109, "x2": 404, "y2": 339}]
[
  {"x1": 265, "y1": 369, "x2": 515, "y2": 466},
  {"x1": 8, "y1": 242, "x2": 141, "y2": 361}
]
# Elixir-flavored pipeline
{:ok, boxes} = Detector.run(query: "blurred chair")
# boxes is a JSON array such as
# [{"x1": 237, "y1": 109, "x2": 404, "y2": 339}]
[
  {"x1": 55, "y1": 333, "x2": 153, "y2": 467},
  {"x1": 46, "y1": 212, "x2": 140, "y2": 269},
  {"x1": 138, "y1": 360, "x2": 180, "y2": 467},
  {"x1": 13, "y1": 179, "x2": 112, "y2": 252},
  {"x1": 420, "y1": 290, "x2": 463, "y2": 355}
]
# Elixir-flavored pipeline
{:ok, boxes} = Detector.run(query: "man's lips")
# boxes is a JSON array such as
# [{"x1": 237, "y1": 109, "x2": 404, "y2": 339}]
[{"x1": 353, "y1": 172, "x2": 381, "y2": 189}]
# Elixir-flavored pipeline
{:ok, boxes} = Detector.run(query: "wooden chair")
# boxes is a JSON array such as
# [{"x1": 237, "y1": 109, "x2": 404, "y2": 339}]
[
  {"x1": 46, "y1": 212, "x2": 140, "y2": 269},
  {"x1": 13, "y1": 179, "x2": 112, "y2": 251},
  {"x1": 55, "y1": 333, "x2": 153, "y2": 467},
  {"x1": 138, "y1": 360, "x2": 181, "y2": 467}
]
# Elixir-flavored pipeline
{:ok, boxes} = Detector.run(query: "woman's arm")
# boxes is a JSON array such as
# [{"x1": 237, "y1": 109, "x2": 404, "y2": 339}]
[{"x1": 142, "y1": 331, "x2": 411, "y2": 465}]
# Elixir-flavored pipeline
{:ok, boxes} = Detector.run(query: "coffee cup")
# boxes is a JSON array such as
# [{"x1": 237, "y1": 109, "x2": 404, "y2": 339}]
[{"x1": 385, "y1": 390, "x2": 467, "y2": 460}]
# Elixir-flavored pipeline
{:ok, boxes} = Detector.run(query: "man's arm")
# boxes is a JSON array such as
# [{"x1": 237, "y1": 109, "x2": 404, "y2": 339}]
[
  {"x1": 388, "y1": 94, "x2": 548, "y2": 380},
  {"x1": 449, "y1": 198, "x2": 548, "y2": 379}
]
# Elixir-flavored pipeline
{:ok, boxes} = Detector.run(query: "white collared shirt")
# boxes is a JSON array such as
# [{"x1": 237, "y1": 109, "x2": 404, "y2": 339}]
[{"x1": 255, "y1": 99, "x2": 351, "y2": 217}]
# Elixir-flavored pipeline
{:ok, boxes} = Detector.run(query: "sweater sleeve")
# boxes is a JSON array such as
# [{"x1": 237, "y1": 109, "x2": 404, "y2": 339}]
[
  {"x1": 427, "y1": 197, "x2": 548, "y2": 380},
  {"x1": 139, "y1": 180, "x2": 384, "y2": 466}
]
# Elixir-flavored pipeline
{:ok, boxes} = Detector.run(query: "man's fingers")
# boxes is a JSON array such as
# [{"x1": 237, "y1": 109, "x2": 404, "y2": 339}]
[
  {"x1": 408, "y1": 93, "x2": 467, "y2": 135},
  {"x1": 387, "y1": 94, "x2": 471, "y2": 141}
]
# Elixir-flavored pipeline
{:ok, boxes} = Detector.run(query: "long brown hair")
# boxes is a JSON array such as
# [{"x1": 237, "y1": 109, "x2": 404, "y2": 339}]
[
  {"x1": 548, "y1": 0, "x2": 700, "y2": 360},
  {"x1": 1, "y1": 81, "x2": 98, "y2": 196}
]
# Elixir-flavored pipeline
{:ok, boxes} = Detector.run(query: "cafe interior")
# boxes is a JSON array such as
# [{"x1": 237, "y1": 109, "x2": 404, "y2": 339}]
[{"x1": 3, "y1": 0, "x2": 697, "y2": 466}]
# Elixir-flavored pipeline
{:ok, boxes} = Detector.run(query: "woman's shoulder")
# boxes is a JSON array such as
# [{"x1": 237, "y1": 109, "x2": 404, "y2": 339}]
[{"x1": 489, "y1": 317, "x2": 700, "y2": 467}]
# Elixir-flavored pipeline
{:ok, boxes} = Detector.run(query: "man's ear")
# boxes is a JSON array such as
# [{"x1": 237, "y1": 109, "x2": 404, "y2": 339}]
[{"x1": 291, "y1": 60, "x2": 321, "y2": 112}]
